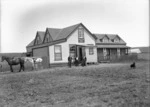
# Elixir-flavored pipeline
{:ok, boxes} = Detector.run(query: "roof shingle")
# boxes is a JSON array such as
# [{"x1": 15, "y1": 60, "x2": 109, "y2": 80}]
[{"x1": 94, "y1": 33, "x2": 126, "y2": 44}]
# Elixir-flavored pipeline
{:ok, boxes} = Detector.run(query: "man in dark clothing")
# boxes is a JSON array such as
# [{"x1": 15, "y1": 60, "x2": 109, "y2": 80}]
[
  {"x1": 81, "y1": 56, "x2": 87, "y2": 67},
  {"x1": 68, "y1": 56, "x2": 72, "y2": 68},
  {"x1": 84, "y1": 56, "x2": 87, "y2": 66},
  {"x1": 74, "y1": 57, "x2": 79, "y2": 66}
]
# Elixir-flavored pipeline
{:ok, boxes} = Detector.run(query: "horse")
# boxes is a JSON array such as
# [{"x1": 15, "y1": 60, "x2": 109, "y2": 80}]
[
  {"x1": 1, "y1": 56, "x2": 25, "y2": 72},
  {"x1": 24, "y1": 57, "x2": 43, "y2": 70}
]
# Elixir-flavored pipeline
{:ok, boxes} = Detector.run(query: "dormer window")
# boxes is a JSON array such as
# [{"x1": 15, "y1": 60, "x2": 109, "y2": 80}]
[
  {"x1": 44, "y1": 32, "x2": 51, "y2": 43},
  {"x1": 100, "y1": 39, "x2": 103, "y2": 42},
  {"x1": 103, "y1": 38, "x2": 109, "y2": 42},
  {"x1": 45, "y1": 35, "x2": 49, "y2": 43},
  {"x1": 111, "y1": 39, "x2": 114, "y2": 42},
  {"x1": 35, "y1": 36, "x2": 40, "y2": 45},
  {"x1": 114, "y1": 38, "x2": 120, "y2": 42},
  {"x1": 78, "y1": 28, "x2": 84, "y2": 43}
]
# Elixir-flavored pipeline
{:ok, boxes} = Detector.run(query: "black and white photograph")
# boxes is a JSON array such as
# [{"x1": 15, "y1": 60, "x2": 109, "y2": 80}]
[{"x1": 0, "y1": 0, "x2": 149, "y2": 106}]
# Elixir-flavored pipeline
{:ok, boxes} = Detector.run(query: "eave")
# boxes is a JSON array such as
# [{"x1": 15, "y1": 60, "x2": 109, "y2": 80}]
[
  {"x1": 26, "y1": 39, "x2": 66, "y2": 49},
  {"x1": 96, "y1": 43, "x2": 126, "y2": 45}
]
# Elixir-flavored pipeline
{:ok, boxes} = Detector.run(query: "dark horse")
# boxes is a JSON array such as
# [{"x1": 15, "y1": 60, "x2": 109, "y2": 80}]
[{"x1": 1, "y1": 56, "x2": 25, "y2": 72}]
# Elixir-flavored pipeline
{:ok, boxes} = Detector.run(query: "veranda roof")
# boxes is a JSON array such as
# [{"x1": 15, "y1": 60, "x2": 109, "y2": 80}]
[{"x1": 97, "y1": 45, "x2": 130, "y2": 48}]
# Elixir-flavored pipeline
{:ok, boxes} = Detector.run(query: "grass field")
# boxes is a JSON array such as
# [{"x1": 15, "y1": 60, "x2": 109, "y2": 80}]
[{"x1": 0, "y1": 61, "x2": 149, "y2": 107}]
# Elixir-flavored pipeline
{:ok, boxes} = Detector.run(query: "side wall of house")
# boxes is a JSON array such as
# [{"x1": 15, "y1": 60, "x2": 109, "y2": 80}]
[
  {"x1": 49, "y1": 26, "x2": 96, "y2": 64},
  {"x1": 85, "y1": 47, "x2": 97, "y2": 63}
]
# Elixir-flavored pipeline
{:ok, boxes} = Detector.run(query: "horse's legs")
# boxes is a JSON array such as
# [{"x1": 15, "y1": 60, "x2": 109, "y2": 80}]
[
  {"x1": 10, "y1": 65, "x2": 13, "y2": 72},
  {"x1": 19, "y1": 64, "x2": 22, "y2": 72},
  {"x1": 19, "y1": 64, "x2": 25, "y2": 72}
]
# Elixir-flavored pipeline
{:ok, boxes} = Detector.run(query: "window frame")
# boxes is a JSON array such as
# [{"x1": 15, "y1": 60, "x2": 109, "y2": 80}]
[
  {"x1": 103, "y1": 37, "x2": 109, "y2": 43},
  {"x1": 78, "y1": 28, "x2": 85, "y2": 43},
  {"x1": 54, "y1": 45, "x2": 62, "y2": 61},
  {"x1": 100, "y1": 39, "x2": 103, "y2": 42},
  {"x1": 89, "y1": 47, "x2": 94, "y2": 55},
  {"x1": 45, "y1": 33, "x2": 50, "y2": 43},
  {"x1": 111, "y1": 39, "x2": 114, "y2": 42},
  {"x1": 114, "y1": 38, "x2": 120, "y2": 43}
]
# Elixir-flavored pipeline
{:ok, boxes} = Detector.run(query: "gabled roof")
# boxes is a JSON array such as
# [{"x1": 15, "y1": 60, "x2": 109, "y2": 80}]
[
  {"x1": 47, "y1": 28, "x2": 62, "y2": 40},
  {"x1": 106, "y1": 34, "x2": 118, "y2": 39},
  {"x1": 27, "y1": 39, "x2": 35, "y2": 47},
  {"x1": 27, "y1": 23, "x2": 96, "y2": 48},
  {"x1": 55, "y1": 23, "x2": 80, "y2": 40},
  {"x1": 94, "y1": 34, "x2": 119, "y2": 39},
  {"x1": 94, "y1": 34, "x2": 109, "y2": 39},
  {"x1": 34, "y1": 31, "x2": 45, "y2": 45},
  {"x1": 93, "y1": 33, "x2": 126, "y2": 44},
  {"x1": 37, "y1": 31, "x2": 45, "y2": 42}
]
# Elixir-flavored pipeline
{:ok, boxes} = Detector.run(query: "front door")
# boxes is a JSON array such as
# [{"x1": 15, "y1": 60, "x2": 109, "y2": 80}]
[
  {"x1": 77, "y1": 46, "x2": 85, "y2": 62},
  {"x1": 79, "y1": 47, "x2": 83, "y2": 61}
]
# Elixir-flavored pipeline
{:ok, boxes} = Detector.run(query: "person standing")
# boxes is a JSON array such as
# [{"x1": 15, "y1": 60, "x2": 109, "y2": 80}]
[
  {"x1": 74, "y1": 57, "x2": 79, "y2": 66},
  {"x1": 81, "y1": 56, "x2": 87, "y2": 67},
  {"x1": 68, "y1": 56, "x2": 72, "y2": 68},
  {"x1": 84, "y1": 56, "x2": 87, "y2": 66}
]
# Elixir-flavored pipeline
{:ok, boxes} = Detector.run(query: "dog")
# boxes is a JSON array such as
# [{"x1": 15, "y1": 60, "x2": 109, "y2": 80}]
[{"x1": 130, "y1": 62, "x2": 136, "y2": 69}]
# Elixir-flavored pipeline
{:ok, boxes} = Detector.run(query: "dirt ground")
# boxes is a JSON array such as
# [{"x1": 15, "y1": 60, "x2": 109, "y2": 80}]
[{"x1": 0, "y1": 61, "x2": 150, "y2": 107}]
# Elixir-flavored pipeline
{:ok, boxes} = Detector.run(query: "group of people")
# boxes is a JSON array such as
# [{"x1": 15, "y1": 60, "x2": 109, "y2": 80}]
[{"x1": 68, "y1": 56, "x2": 87, "y2": 68}]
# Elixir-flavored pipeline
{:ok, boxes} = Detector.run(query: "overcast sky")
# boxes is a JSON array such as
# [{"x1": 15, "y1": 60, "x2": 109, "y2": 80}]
[{"x1": 0, "y1": 0, "x2": 149, "y2": 52}]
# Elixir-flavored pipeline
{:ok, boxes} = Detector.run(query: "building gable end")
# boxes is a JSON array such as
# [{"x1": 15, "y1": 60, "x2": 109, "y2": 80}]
[
  {"x1": 34, "y1": 33, "x2": 42, "y2": 45},
  {"x1": 43, "y1": 29, "x2": 53, "y2": 43},
  {"x1": 66, "y1": 23, "x2": 97, "y2": 41}
]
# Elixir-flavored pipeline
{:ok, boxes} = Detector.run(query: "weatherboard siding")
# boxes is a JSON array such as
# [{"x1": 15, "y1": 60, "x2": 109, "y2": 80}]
[
  {"x1": 49, "y1": 28, "x2": 97, "y2": 64},
  {"x1": 85, "y1": 47, "x2": 97, "y2": 63}
]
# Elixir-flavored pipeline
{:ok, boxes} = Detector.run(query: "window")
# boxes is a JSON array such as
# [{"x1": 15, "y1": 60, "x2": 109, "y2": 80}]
[
  {"x1": 125, "y1": 49, "x2": 128, "y2": 55},
  {"x1": 46, "y1": 37, "x2": 49, "y2": 42},
  {"x1": 103, "y1": 38, "x2": 109, "y2": 42},
  {"x1": 78, "y1": 28, "x2": 84, "y2": 43},
  {"x1": 54, "y1": 45, "x2": 62, "y2": 61},
  {"x1": 114, "y1": 38, "x2": 120, "y2": 42},
  {"x1": 100, "y1": 39, "x2": 103, "y2": 42},
  {"x1": 46, "y1": 35, "x2": 49, "y2": 43},
  {"x1": 89, "y1": 47, "x2": 94, "y2": 55},
  {"x1": 111, "y1": 39, "x2": 114, "y2": 42},
  {"x1": 45, "y1": 33, "x2": 50, "y2": 43}
]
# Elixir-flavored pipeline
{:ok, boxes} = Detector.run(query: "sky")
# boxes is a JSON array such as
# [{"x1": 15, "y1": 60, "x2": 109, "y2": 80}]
[{"x1": 0, "y1": 0, "x2": 149, "y2": 52}]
